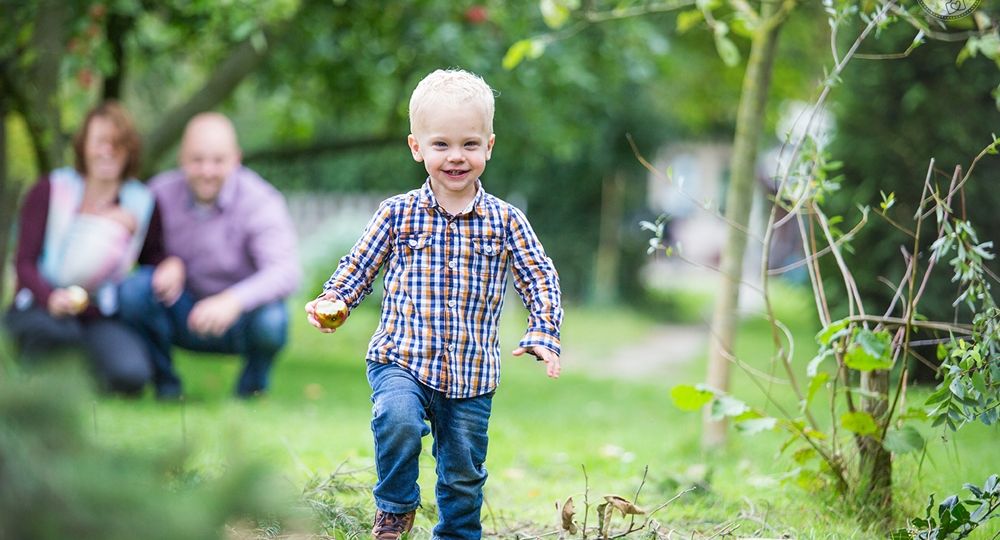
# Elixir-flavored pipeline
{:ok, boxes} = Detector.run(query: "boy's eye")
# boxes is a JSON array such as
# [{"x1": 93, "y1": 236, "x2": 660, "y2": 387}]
[
  {"x1": 432, "y1": 141, "x2": 447, "y2": 148},
  {"x1": 464, "y1": 142, "x2": 480, "y2": 149}
]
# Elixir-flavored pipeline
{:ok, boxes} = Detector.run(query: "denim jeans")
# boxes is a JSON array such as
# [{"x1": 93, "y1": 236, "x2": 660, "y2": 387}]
[
  {"x1": 117, "y1": 266, "x2": 288, "y2": 397},
  {"x1": 366, "y1": 360, "x2": 493, "y2": 540}
]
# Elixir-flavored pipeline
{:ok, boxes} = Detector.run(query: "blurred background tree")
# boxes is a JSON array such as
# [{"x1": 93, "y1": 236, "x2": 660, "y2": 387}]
[
  {"x1": 2, "y1": 0, "x2": 814, "y2": 304},
  {"x1": 825, "y1": 20, "x2": 1000, "y2": 380}
]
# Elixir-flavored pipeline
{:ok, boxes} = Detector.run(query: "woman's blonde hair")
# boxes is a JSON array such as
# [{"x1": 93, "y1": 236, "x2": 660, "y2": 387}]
[{"x1": 408, "y1": 69, "x2": 496, "y2": 134}]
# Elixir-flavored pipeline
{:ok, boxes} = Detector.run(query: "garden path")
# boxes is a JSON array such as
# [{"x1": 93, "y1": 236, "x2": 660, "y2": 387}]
[{"x1": 568, "y1": 323, "x2": 708, "y2": 381}]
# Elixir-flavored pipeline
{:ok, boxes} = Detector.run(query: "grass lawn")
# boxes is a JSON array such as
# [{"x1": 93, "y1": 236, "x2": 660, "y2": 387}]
[{"x1": 67, "y1": 283, "x2": 1000, "y2": 538}]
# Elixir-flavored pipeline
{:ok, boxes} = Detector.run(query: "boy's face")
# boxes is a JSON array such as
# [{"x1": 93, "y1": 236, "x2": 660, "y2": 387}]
[{"x1": 407, "y1": 100, "x2": 495, "y2": 202}]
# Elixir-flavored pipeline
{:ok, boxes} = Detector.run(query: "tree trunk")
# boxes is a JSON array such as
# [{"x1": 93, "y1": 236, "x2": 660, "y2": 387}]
[
  {"x1": 102, "y1": 12, "x2": 133, "y2": 101},
  {"x1": 141, "y1": 33, "x2": 276, "y2": 174},
  {"x1": 857, "y1": 370, "x2": 892, "y2": 521},
  {"x1": 23, "y1": 0, "x2": 71, "y2": 171},
  {"x1": 703, "y1": 0, "x2": 788, "y2": 448},
  {"x1": 592, "y1": 170, "x2": 624, "y2": 304},
  {"x1": 0, "y1": 96, "x2": 11, "y2": 304}
]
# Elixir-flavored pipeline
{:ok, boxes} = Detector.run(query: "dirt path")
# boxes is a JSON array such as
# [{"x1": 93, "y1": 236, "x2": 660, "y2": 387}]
[{"x1": 568, "y1": 324, "x2": 708, "y2": 381}]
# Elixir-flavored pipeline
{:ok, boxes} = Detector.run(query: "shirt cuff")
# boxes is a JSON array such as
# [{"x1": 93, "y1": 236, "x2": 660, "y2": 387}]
[
  {"x1": 518, "y1": 331, "x2": 561, "y2": 357},
  {"x1": 322, "y1": 284, "x2": 364, "y2": 311}
]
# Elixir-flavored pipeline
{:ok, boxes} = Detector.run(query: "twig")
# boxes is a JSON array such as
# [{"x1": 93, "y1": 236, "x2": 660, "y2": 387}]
[
  {"x1": 484, "y1": 494, "x2": 499, "y2": 536},
  {"x1": 582, "y1": 464, "x2": 590, "y2": 539},
  {"x1": 584, "y1": 0, "x2": 697, "y2": 22},
  {"x1": 629, "y1": 466, "x2": 650, "y2": 531},
  {"x1": 766, "y1": 207, "x2": 869, "y2": 275}
]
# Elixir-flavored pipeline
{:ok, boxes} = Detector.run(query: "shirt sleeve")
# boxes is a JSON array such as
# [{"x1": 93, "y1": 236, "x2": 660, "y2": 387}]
[
  {"x1": 507, "y1": 205, "x2": 563, "y2": 356},
  {"x1": 226, "y1": 191, "x2": 303, "y2": 312},
  {"x1": 322, "y1": 200, "x2": 395, "y2": 309},
  {"x1": 13, "y1": 177, "x2": 55, "y2": 308}
]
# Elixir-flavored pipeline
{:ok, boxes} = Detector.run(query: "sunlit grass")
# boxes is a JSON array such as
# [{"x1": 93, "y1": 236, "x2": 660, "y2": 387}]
[{"x1": 75, "y1": 282, "x2": 1000, "y2": 538}]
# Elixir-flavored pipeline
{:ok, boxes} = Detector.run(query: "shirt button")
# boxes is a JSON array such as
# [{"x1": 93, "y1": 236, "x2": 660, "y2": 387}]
[
  {"x1": 448, "y1": 344, "x2": 455, "y2": 351},
  {"x1": 448, "y1": 299, "x2": 456, "y2": 308},
  {"x1": 484, "y1": 245, "x2": 493, "y2": 254},
  {"x1": 408, "y1": 239, "x2": 417, "y2": 248},
  {"x1": 450, "y1": 223, "x2": 458, "y2": 231},
  {"x1": 448, "y1": 259, "x2": 457, "y2": 269}
]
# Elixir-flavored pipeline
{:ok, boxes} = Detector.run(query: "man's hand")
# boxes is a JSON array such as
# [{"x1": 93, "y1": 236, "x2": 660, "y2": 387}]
[
  {"x1": 188, "y1": 290, "x2": 242, "y2": 337},
  {"x1": 512, "y1": 346, "x2": 561, "y2": 379},
  {"x1": 304, "y1": 294, "x2": 345, "y2": 334},
  {"x1": 152, "y1": 256, "x2": 185, "y2": 307}
]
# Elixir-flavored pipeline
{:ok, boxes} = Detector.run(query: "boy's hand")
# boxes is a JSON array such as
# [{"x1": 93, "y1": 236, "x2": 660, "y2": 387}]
[
  {"x1": 512, "y1": 346, "x2": 560, "y2": 379},
  {"x1": 304, "y1": 295, "x2": 344, "y2": 333}
]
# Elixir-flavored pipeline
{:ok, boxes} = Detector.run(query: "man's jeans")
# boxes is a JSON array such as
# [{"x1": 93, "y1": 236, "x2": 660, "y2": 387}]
[
  {"x1": 366, "y1": 361, "x2": 493, "y2": 540},
  {"x1": 118, "y1": 266, "x2": 288, "y2": 397}
]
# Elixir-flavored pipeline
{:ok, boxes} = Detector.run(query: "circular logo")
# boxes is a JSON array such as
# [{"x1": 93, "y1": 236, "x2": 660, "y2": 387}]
[{"x1": 917, "y1": 0, "x2": 982, "y2": 20}]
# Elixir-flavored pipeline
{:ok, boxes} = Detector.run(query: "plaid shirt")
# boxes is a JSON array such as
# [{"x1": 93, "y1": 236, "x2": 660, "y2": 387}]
[{"x1": 323, "y1": 180, "x2": 562, "y2": 398}]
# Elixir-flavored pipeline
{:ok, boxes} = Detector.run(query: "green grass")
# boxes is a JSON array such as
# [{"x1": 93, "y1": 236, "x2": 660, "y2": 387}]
[{"x1": 67, "y1": 284, "x2": 1000, "y2": 538}]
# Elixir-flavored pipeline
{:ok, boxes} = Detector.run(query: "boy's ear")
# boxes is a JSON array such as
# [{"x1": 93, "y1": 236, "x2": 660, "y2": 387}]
[
  {"x1": 486, "y1": 133, "x2": 495, "y2": 160},
  {"x1": 407, "y1": 134, "x2": 424, "y2": 162}
]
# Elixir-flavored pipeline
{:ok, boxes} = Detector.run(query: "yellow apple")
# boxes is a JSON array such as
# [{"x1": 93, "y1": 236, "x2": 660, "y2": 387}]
[
  {"x1": 315, "y1": 299, "x2": 348, "y2": 329},
  {"x1": 66, "y1": 285, "x2": 89, "y2": 314}
]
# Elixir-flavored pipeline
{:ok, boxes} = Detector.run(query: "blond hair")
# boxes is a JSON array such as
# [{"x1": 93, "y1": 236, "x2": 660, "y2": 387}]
[{"x1": 408, "y1": 69, "x2": 495, "y2": 134}]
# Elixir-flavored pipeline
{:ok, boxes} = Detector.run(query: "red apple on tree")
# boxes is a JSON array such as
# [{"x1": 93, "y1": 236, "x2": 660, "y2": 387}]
[{"x1": 465, "y1": 5, "x2": 487, "y2": 24}]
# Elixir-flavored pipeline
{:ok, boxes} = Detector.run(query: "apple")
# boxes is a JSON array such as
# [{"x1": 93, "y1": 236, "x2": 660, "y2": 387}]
[
  {"x1": 315, "y1": 299, "x2": 348, "y2": 329},
  {"x1": 465, "y1": 5, "x2": 487, "y2": 24},
  {"x1": 66, "y1": 285, "x2": 89, "y2": 314}
]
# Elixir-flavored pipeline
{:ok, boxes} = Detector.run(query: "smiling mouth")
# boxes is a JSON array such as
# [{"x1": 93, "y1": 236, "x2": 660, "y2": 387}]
[{"x1": 444, "y1": 169, "x2": 469, "y2": 178}]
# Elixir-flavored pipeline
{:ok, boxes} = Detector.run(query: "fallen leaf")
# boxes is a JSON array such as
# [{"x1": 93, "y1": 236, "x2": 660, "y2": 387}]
[
  {"x1": 604, "y1": 494, "x2": 646, "y2": 515},
  {"x1": 560, "y1": 496, "x2": 578, "y2": 534}
]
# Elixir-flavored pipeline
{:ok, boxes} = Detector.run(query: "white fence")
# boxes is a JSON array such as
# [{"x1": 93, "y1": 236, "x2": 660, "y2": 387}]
[{"x1": 285, "y1": 192, "x2": 385, "y2": 269}]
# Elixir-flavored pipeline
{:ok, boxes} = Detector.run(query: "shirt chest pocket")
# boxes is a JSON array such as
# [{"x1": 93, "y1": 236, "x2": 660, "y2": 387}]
[
  {"x1": 469, "y1": 235, "x2": 505, "y2": 276},
  {"x1": 397, "y1": 233, "x2": 435, "y2": 270}
]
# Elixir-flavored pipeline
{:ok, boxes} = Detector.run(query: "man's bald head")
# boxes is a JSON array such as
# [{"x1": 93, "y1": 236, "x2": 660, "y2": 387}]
[{"x1": 179, "y1": 112, "x2": 242, "y2": 205}]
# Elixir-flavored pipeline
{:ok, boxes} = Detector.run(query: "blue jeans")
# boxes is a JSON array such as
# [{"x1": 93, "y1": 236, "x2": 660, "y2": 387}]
[
  {"x1": 366, "y1": 361, "x2": 493, "y2": 540},
  {"x1": 117, "y1": 266, "x2": 288, "y2": 397}
]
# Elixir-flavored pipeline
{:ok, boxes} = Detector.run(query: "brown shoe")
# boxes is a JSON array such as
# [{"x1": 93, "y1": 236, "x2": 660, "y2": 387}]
[{"x1": 372, "y1": 509, "x2": 415, "y2": 540}]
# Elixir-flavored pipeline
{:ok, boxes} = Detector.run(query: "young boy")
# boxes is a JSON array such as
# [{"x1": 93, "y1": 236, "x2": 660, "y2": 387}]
[{"x1": 305, "y1": 69, "x2": 563, "y2": 540}]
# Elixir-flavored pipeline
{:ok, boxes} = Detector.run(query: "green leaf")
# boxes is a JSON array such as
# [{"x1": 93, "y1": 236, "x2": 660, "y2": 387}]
[
  {"x1": 925, "y1": 386, "x2": 951, "y2": 406},
  {"x1": 792, "y1": 446, "x2": 817, "y2": 464},
  {"x1": 806, "y1": 350, "x2": 832, "y2": 377},
  {"x1": 816, "y1": 319, "x2": 849, "y2": 346},
  {"x1": 735, "y1": 417, "x2": 777, "y2": 435},
  {"x1": 971, "y1": 371, "x2": 988, "y2": 395},
  {"x1": 804, "y1": 371, "x2": 829, "y2": 412},
  {"x1": 710, "y1": 395, "x2": 749, "y2": 420},
  {"x1": 840, "y1": 411, "x2": 879, "y2": 435},
  {"x1": 502, "y1": 38, "x2": 546, "y2": 70},
  {"x1": 676, "y1": 9, "x2": 703, "y2": 33},
  {"x1": 844, "y1": 329, "x2": 893, "y2": 371},
  {"x1": 713, "y1": 33, "x2": 740, "y2": 67},
  {"x1": 540, "y1": 0, "x2": 573, "y2": 29},
  {"x1": 669, "y1": 384, "x2": 712, "y2": 411},
  {"x1": 883, "y1": 426, "x2": 924, "y2": 454}
]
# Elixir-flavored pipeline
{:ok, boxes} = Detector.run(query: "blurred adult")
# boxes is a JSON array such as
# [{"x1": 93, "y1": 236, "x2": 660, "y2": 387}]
[
  {"x1": 3, "y1": 101, "x2": 172, "y2": 395},
  {"x1": 118, "y1": 112, "x2": 301, "y2": 399}
]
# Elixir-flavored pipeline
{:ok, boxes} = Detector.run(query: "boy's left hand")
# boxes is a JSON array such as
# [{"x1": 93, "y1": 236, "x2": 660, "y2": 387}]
[{"x1": 512, "y1": 346, "x2": 560, "y2": 379}]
